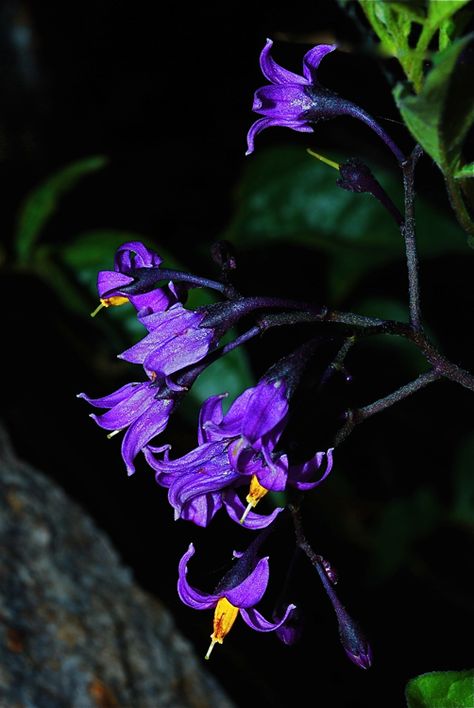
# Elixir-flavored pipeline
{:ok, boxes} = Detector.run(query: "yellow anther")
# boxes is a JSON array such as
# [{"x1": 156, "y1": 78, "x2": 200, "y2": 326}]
[
  {"x1": 205, "y1": 597, "x2": 239, "y2": 660},
  {"x1": 90, "y1": 296, "x2": 129, "y2": 317},
  {"x1": 239, "y1": 475, "x2": 269, "y2": 524},
  {"x1": 306, "y1": 148, "x2": 340, "y2": 171}
]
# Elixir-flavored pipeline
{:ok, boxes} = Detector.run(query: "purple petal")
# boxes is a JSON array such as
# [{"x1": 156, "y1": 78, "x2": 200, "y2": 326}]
[
  {"x1": 253, "y1": 452, "x2": 288, "y2": 492},
  {"x1": 97, "y1": 270, "x2": 134, "y2": 299},
  {"x1": 201, "y1": 387, "x2": 255, "y2": 440},
  {"x1": 115, "y1": 241, "x2": 163, "y2": 270},
  {"x1": 225, "y1": 557, "x2": 270, "y2": 608},
  {"x1": 87, "y1": 384, "x2": 157, "y2": 431},
  {"x1": 242, "y1": 380, "x2": 289, "y2": 449},
  {"x1": 179, "y1": 493, "x2": 223, "y2": 527},
  {"x1": 198, "y1": 394, "x2": 227, "y2": 444},
  {"x1": 252, "y1": 84, "x2": 314, "y2": 118},
  {"x1": 303, "y1": 44, "x2": 337, "y2": 82},
  {"x1": 246, "y1": 117, "x2": 312, "y2": 156},
  {"x1": 259, "y1": 38, "x2": 307, "y2": 85},
  {"x1": 121, "y1": 398, "x2": 173, "y2": 475},
  {"x1": 77, "y1": 382, "x2": 141, "y2": 409},
  {"x1": 144, "y1": 441, "x2": 229, "y2": 486},
  {"x1": 130, "y1": 288, "x2": 176, "y2": 316},
  {"x1": 143, "y1": 328, "x2": 214, "y2": 376},
  {"x1": 168, "y1": 458, "x2": 240, "y2": 516},
  {"x1": 177, "y1": 544, "x2": 220, "y2": 609},
  {"x1": 223, "y1": 489, "x2": 283, "y2": 529},
  {"x1": 240, "y1": 603, "x2": 296, "y2": 632},
  {"x1": 288, "y1": 448, "x2": 333, "y2": 490}
]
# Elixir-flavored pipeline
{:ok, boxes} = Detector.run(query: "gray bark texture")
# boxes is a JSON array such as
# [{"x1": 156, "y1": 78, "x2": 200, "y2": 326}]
[{"x1": 0, "y1": 425, "x2": 235, "y2": 708}]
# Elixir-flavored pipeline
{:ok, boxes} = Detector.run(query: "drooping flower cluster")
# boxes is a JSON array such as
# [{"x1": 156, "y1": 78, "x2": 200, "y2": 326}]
[
  {"x1": 79, "y1": 240, "x2": 338, "y2": 654},
  {"x1": 78, "y1": 35, "x2": 383, "y2": 662}
]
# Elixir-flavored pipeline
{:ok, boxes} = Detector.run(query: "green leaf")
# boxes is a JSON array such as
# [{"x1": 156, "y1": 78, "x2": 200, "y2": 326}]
[
  {"x1": 358, "y1": 0, "x2": 471, "y2": 92},
  {"x1": 394, "y1": 36, "x2": 473, "y2": 167},
  {"x1": 452, "y1": 433, "x2": 474, "y2": 525},
  {"x1": 428, "y1": 0, "x2": 471, "y2": 27},
  {"x1": 394, "y1": 34, "x2": 474, "y2": 237},
  {"x1": 225, "y1": 147, "x2": 470, "y2": 301},
  {"x1": 396, "y1": 34, "x2": 474, "y2": 169},
  {"x1": 406, "y1": 670, "x2": 474, "y2": 708},
  {"x1": 455, "y1": 163, "x2": 474, "y2": 179},
  {"x1": 15, "y1": 156, "x2": 107, "y2": 264}
]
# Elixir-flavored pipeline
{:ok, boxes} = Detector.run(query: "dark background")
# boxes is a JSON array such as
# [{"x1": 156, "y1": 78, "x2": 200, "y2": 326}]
[{"x1": 1, "y1": 1, "x2": 473, "y2": 707}]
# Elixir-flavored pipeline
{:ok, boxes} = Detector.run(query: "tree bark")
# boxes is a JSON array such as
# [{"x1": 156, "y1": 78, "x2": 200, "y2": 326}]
[{"x1": 0, "y1": 425, "x2": 234, "y2": 708}]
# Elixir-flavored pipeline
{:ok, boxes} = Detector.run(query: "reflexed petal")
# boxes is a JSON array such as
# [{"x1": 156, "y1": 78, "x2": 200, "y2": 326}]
[
  {"x1": 168, "y1": 458, "x2": 239, "y2": 513},
  {"x1": 198, "y1": 394, "x2": 226, "y2": 444},
  {"x1": 131, "y1": 288, "x2": 176, "y2": 316},
  {"x1": 97, "y1": 270, "x2": 133, "y2": 299},
  {"x1": 202, "y1": 387, "x2": 255, "y2": 440},
  {"x1": 119, "y1": 305, "x2": 210, "y2": 373},
  {"x1": 260, "y1": 38, "x2": 307, "y2": 85},
  {"x1": 288, "y1": 448, "x2": 333, "y2": 490},
  {"x1": 242, "y1": 380, "x2": 289, "y2": 448},
  {"x1": 254, "y1": 452, "x2": 288, "y2": 491},
  {"x1": 115, "y1": 241, "x2": 162, "y2": 270},
  {"x1": 223, "y1": 490, "x2": 283, "y2": 529},
  {"x1": 179, "y1": 493, "x2": 223, "y2": 527},
  {"x1": 88, "y1": 384, "x2": 157, "y2": 431},
  {"x1": 143, "y1": 328, "x2": 214, "y2": 376},
  {"x1": 225, "y1": 557, "x2": 270, "y2": 608},
  {"x1": 252, "y1": 84, "x2": 313, "y2": 118},
  {"x1": 177, "y1": 544, "x2": 220, "y2": 609},
  {"x1": 144, "y1": 441, "x2": 229, "y2": 486},
  {"x1": 240, "y1": 603, "x2": 296, "y2": 632},
  {"x1": 246, "y1": 117, "x2": 312, "y2": 155},
  {"x1": 121, "y1": 398, "x2": 174, "y2": 475},
  {"x1": 77, "y1": 382, "x2": 141, "y2": 409},
  {"x1": 303, "y1": 44, "x2": 337, "y2": 82}
]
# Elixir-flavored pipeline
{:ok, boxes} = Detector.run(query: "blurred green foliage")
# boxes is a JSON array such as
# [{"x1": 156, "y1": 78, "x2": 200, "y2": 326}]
[
  {"x1": 224, "y1": 145, "x2": 469, "y2": 299},
  {"x1": 357, "y1": 0, "x2": 474, "y2": 238},
  {"x1": 406, "y1": 670, "x2": 474, "y2": 707},
  {"x1": 11, "y1": 158, "x2": 253, "y2": 409}
]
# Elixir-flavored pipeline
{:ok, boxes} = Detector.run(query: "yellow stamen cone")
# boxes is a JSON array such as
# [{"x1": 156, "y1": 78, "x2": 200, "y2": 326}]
[
  {"x1": 205, "y1": 597, "x2": 239, "y2": 660},
  {"x1": 90, "y1": 296, "x2": 129, "y2": 317},
  {"x1": 239, "y1": 475, "x2": 269, "y2": 524}
]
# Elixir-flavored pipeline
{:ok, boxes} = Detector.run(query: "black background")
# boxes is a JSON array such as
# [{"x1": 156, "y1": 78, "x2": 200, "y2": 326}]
[{"x1": 1, "y1": 1, "x2": 473, "y2": 707}]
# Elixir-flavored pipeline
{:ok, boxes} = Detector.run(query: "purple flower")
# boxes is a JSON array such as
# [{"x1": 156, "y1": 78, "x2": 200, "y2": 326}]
[
  {"x1": 92, "y1": 241, "x2": 183, "y2": 318},
  {"x1": 118, "y1": 302, "x2": 216, "y2": 380},
  {"x1": 246, "y1": 38, "x2": 337, "y2": 155},
  {"x1": 77, "y1": 379, "x2": 174, "y2": 475},
  {"x1": 178, "y1": 543, "x2": 295, "y2": 659},
  {"x1": 144, "y1": 378, "x2": 333, "y2": 527},
  {"x1": 247, "y1": 39, "x2": 405, "y2": 163}
]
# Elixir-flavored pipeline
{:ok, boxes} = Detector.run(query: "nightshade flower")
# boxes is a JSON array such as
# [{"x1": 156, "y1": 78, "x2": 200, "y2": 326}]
[
  {"x1": 118, "y1": 302, "x2": 216, "y2": 381},
  {"x1": 247, "y1": 38, "x2": 405, "y2": 163},
  {"x1": 178, "y1": 543, "x2": 295, "y2": 659},
  {"x1": 91, "y1": 241, "x2": 183, "y2": 318},
  {"x1": 77, "y1": 379, "x2": 175, "y2": 475},
  {"x1": 144, "y1": 378, "x2": 333, "y2": 527}
]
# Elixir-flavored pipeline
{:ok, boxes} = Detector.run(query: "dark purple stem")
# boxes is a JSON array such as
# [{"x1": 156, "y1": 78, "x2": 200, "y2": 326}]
[
  {"x1": 121, "y1": 267, "x2": 240, "y2": 299},
  {"x1": 401, "y1": 145, "x2": 424, "y2": 332},
  {"x1": 344, "y1": 102, "x2": 406, "y2": 164},
  {"x1": 334, "y1": 370, "x2": 440, "y2": 446},
  {"x1": 289, "y1": 504, "x2": 372, "y2": 669}
]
